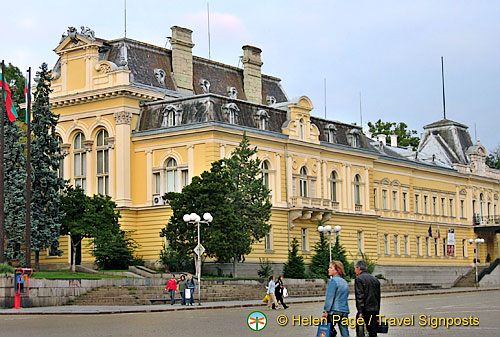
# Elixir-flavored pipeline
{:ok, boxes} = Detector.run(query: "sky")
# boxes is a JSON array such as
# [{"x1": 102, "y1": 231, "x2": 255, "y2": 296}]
[{"x1": 2, "y1": 0, "x2": 499, "y2": 152}]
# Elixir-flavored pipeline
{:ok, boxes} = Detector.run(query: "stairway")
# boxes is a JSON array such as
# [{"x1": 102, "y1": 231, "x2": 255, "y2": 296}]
[{"x1": 453, "y1": 266, "x2": 488, "y2": 287}]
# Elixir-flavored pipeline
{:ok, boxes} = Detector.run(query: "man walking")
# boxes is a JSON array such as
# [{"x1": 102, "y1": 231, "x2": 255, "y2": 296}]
[{"x1": 354, "y1": 260, "x2": 380, "y2": 337}]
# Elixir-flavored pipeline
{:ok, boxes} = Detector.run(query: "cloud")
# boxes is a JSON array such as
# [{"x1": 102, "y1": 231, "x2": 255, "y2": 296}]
[{"x1": 180, "y1": 11, "x2": 250, "y2": 41}]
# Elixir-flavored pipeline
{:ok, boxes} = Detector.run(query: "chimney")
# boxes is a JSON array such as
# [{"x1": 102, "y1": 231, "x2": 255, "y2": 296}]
[
  {"x1": 170, "y1": 26, "x2": 195, "y2": 92},
  {"x1": 390, "y1": 135, "x2": 398, "y2": 147},
  {"x1": 377, "y1": 134, "x2": 386, "y2": 145},
  {"x1": 242, "y1": 45, "x2": 263, "y2": 104}
]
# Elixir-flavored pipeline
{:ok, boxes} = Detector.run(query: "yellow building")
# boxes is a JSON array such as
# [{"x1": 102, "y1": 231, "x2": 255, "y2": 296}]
[{"x1": 42, "y1": 25, "x2": 499, "y2": 284}]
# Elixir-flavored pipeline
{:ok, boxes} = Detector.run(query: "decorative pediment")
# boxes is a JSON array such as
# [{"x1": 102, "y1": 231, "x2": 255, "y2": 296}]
[
  {"x1": 55, "y1": 27, "x2": 102, "y2": 55},
  {"x1": 95, "y1": 61, "x2": 118, "y2": 74}
]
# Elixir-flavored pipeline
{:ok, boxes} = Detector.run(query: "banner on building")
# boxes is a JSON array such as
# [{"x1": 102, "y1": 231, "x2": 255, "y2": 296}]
[{"x1": 447, "y1": 228, "x2": 455, "y2": 256}]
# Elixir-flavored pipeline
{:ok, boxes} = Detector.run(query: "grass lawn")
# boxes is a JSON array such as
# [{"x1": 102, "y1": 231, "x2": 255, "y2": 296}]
[{"x1": 32, "y1": 270, "x2": 135, "y2": 279}]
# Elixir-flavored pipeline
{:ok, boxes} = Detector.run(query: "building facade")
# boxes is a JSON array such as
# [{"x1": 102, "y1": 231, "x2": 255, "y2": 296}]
[{"x1": 42, "y1": 25, "x2": 500, "y2": 283}]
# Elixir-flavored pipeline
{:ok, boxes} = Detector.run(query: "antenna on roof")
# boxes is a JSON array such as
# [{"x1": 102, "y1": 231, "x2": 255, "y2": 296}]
[
  {"x1": 441, "y1": 56, "x2": 446, "y2": 120},
  {"x1": 124, "y1": 0, "x2": 127, "y2": 38},
  {"x1": 474, "y1": 123, "x2": 477, "y2": 141},
  {"x1": 324, "y1": 78, "x2": 327, "y2": 119},
  {"x1": 207, "y1": 2, "x2": 212, "y2": 60},
  {"x1": 359, "y1": 91, "x2": 363, "y2": 128}
]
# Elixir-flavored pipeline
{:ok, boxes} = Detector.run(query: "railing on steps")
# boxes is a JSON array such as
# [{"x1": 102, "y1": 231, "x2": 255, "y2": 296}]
[{"x1": 478, "y1": 258, "x2": 500, "y2": 282}]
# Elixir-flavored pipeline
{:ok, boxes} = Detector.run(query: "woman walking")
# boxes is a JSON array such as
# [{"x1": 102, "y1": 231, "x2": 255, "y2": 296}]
[
  {"x1": 275, "y1": 275, "x2": 288, "y2": 309},
  {"x1": 165, "y1": 274, "x2": 177, "y2": 305},
  {"x1": 178, "y1": 274, "x2": 187, "y2": 305},
  {"x1": 187, "y1": 274, "x2": 196, "y2": 305},
  {"x1": 322, "y1": 261, "x2": 350, "y2": 337},
  {"x1": 267, "y1": 275, "x2": 280, "y2": 309}
]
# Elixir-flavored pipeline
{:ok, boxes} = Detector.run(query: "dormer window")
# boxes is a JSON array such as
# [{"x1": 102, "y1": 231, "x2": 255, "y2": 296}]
[
  {"x1": 325, "y1": 124, "x2": 337, "y2": 143},
  {"x1": 299, "y1": 119, "x2": 305, "y2": 139},
  {"x1": 222, "y1": 103, "x2": 240, "y2": 124},
  {"x1": 161, "y1": 105, "x2": 181, "y2": 127},
  {"x1": 348, "y1": 129, "x2": 361, "y2": 148},
  {"x1": 256, "y1": 109, "x2": 270, "y2": 130}
]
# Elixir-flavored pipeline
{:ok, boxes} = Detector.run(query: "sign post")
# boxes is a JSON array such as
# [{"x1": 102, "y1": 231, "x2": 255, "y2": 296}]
[{"x1": 13, "y1": 268, "x2": 33, "y2": 309}]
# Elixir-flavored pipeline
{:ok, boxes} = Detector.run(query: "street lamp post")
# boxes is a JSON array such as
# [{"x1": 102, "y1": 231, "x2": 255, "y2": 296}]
[
  {"x1": 183, "y1": 212, "x2": 213, "y2": 305},
  {"x1": 318, "y1": 225, "x2": 341, "y2": 262},
  {"x1": 468, "y1": 238, "x2": 485, "y2": 287}
]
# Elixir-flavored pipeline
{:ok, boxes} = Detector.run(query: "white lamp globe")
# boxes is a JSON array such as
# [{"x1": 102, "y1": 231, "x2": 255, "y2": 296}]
[
  {"x1": 480, "y1": 238, "x2": 485, "y2": 244},
  {"x1": 183, "y1": 214, "x2": 191, "y2": 222},
  {"x1": 334, "y1": 225, "x2": 342, "y2": 232},
  {"x1": 468, "y1": 239, "x2": 474, "y2": 244},
  {"x1": 324, "y1": 225, "x2": 332, "y2": 232},
  {"x1": 190, "y1": 213, "x2": 198, "y2": 222},
  {"x1": 318, "y1": 226, "x2": 324, "y2": 233},
  {"x1": 203, "y1": 212, "x2": 213, "y2": 222}
]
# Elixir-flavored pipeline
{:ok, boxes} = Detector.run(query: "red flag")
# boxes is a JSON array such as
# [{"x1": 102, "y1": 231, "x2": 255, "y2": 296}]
[{"x1": 0, "y1": 74, "x2": 19, "y2": 122}]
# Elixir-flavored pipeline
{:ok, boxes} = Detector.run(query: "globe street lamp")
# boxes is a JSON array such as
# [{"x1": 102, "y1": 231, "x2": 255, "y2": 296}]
[
  {"x1": 318, "y1": 225, "x2": 341, "y2": 262},
  {"x1": 468, "y1": 238, "x2": 485, "y2": 287},
  {"x1": 183, "y1": 212, "x2": 213, "y2": 305}
]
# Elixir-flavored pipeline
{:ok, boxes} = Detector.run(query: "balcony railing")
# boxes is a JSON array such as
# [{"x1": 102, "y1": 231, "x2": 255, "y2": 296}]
[
  {"x1": 473, "y1": 214, "x2": 500, "y2": 225},
  {"x1": 355, "y1": 204, "x2": 363, "y2": 212},
  {"x1": 290, "y1": 197, "x2": 341, "y2": 210}
]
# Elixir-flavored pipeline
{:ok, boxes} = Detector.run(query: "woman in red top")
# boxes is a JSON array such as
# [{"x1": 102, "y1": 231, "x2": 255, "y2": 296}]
[{"x1": 165, "y1": 274, "x2": 177, "y2": 305}]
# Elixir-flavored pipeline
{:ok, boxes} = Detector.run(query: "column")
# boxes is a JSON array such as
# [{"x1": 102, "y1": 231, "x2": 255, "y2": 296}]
[
  {"x1": 286, "y1": 155, "x2": 293, "y2": 202},
  {"x1": 365, "y1": 167, "x2": 370, "y2": 211},
  {"x1": 60, "y1": 143, "x2": 71, "y2": 182},
  {"x1": 114, "y1": 110, "x2": 132, "y2": 207},
  {"x1": 342, "y1": 163, "x2": 348, "y2": 211},
  {"x1": 346, "y1": 164, "x2": 352, "y2": 211},
  {"x1": 82, "y1": 140, "x2": 94, "y2": 195},
  {"x1": 106, "y1": 137, "x2": 115, "y2": 199},
  {"x1": 187, "y1": 145, "x2": 194, "y2": 181},
  {"x1": 146, "y1": 150, "x2": 153, "y2": 205},
  {"x1": 275, "y1": 154, "x2": 281, "y2": 204},
  {"x1": 322, "y1": 160, "x2": 327, "y2": 201},
  {"x1": 220, "y1": 144, "x2": 226, "y2": 159}
]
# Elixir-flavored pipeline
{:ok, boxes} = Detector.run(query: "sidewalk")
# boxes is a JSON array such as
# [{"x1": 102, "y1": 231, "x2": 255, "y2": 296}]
[{"x1": 1, "y1": 286, "x2": 498, "y2": 315}]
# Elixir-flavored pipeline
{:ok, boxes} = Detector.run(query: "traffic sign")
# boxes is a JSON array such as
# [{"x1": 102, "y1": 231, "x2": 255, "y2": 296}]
[{"x1": 194, "y1": 243, "x2": 205, "y2": 256}]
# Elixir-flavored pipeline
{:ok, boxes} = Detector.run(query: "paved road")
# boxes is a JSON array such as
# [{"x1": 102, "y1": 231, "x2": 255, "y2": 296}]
[{"x1": 1, "y1": 290, "x2": 498, "y2": 337}]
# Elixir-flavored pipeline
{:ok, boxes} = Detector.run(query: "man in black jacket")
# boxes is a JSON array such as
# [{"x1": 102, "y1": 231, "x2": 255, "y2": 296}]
[{"x1": 354, "y1": 259, "x2": 381, "y2": 337}]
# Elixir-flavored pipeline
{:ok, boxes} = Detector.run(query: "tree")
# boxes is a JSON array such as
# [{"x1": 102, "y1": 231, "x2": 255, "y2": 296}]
[
  {"x1": 91, "y1": 229, "x2": 138, "y2": 270},
  {"x1": 368, "y1": 119, "x2": 420, "y2": 150},
  {"x1": 283, "y1": 238, "x2": 306, "y2": 279},
  {"x1": 2, "y1": 63, "x2": 25, "y2": 122},
  {"x1": 30, "y1": 63, "x2": 65, "y2": 271},
  {"x1": 224, "y1": 133, "x2": 272, "y2": 277},
  {"x1": 3, "y1": 117, "x2": 27, "y2": 264},
  {"x1": 486, "y1": 144, "x2": 500, "y2": 169},
  {"x1": 332, "y1": 237, "x2": 353, "y2": 279},
  {"x1": 308, "y1": 231, "x2": 330, "y2": 279}
]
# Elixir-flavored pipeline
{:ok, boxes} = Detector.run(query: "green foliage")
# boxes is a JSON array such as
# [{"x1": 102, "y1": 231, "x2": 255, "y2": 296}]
[
  {"x1": 30, "y1": 63, "x2": 65, "y2": 269},
  {"x1": 257, "y1": 258, "x2": 274, "y2": 278},
  {"x1": 332, "y1": 237, "x2": 354, "y2": 278},
  {"x1": 91, "y1": 230, "x2": 138, "y2": 270},
  {"x1": 308, "y1": 231, "x2": 330, "y2": 279},
  {"x1": 486, "y1": 144, "x2": 500, "y2": 169},
  {"x1": 159, "y1": 245, "x2": 194, "y2": 273},
  {"x1": 0, "y1": 263, "x2": 15, "y2": 274},
  {"x1": 283, "y1": 238, "x2": 306, "y2": 279},
  {"x1": 358, "y1": 252, "x2": 377, "y2": 274},
  {"x1": 160, "y1": 133, "x2": 272, "y2": 277},
  {"x1": 2, "y1": 63, "x2": 26, "y2": 122},
  {"x1": 368, "y1": 119, "x2": 420, "y2": 150}
]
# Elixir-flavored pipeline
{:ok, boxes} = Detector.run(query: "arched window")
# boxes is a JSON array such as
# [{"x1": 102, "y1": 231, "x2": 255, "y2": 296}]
[
  {"x1": 330, "y1": 171, "x2": 337, "y2": 202},
  {"x1": 261, "y1": 161, "x2": 270, "y2": 188},
  {"x1": 299, "y1": 166, "x2": 308, "y2": 197},
  {"x1": 256, "y1": 110, "x2": 269, "y2": 130},
  {"x1": 299, "y1": 119, "x2": 304, "y2": 139},
  {"x1": 354, "y1": 174, "x2": 361, "y2": 205},
  {"x1": 165, "y1": 158, "x2": 178, "y2": 193},
  {"x1": 96, "y1": 129, "x2": 109, "y2": 195},
  {"x1": 73, "y1": 132, "x2": 86, "y2": 192},
  {"x1": 325, "y1": 124, "x2": 337, "y2": 143},
  {"x1": 57, "y1": 136, "x2": 64, "y2": 180},
  {"x1": 480, "y1": 193, "x2": 484, "y2": 217},
  {"x1": 348, "y1": 129, "x2": 361, "y2": 148}
]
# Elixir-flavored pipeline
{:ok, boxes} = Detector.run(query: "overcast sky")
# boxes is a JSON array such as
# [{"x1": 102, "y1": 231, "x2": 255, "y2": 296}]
[{"x1": 2, "y1": 0, "x2": 499, "y2": 152}]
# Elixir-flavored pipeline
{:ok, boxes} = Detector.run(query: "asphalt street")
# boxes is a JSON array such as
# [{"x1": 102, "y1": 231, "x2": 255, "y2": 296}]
[{"x1": 1, "y1": 290, "x2": 498, "y2": 337}]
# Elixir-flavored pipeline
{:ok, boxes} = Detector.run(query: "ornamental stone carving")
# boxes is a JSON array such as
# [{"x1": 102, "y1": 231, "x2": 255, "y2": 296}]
[
  {"x1": 60, "y1": 143, "x2": 71, "y2": 156},
  {"x1": 222, "y1": 102, "x2": 240, "y2": 123},
  {"x1": 200, "y1": 79, "x2": 210, "y2": 93},
  {"x1": 82, "y1": 140, "x2": 94, "y2": 152},
  {"x1": 227, "y1": 86, "x2": 238, "y2": 99},
  {"x1": 266, "y1": 96, "x2": 276, "y2": 105},
  {"x1": 80, "y1": 26, "x2": 95, "y2": 40},
  {"x1": 114, "y1": 111, "x2": 132, "y2": 125},
  {"x1": 161, "y1": 104, "x2": 182, "y2": 127},
  {"x1": 154, "y1": 69, "x2": 166, "y2": 86},
  {"x1": 105, "y1": 137, "x2": 115, "y2": 149}
]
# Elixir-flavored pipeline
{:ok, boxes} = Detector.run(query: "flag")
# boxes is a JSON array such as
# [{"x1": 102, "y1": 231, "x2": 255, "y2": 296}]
[
  {"x1": 24, "y1": 78, "x2": 29, "y2": 124},
  {"x1": 0, "y1": 73, "x2": 18, "y2": 122},
  {"x1": 428, "y1": 225, "x2": 433, "y2": 237},
  {"x1": 436, "y1": 225, "x2": 441, "y2": 239}
]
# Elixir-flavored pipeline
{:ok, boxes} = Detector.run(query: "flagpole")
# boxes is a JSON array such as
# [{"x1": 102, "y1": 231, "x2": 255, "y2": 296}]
[
  {"x1": 25, "y1": 67, "x2": 32, "y2": 268},
  {"x1": 0, "y1": 60, "x2": 6, "y2": 263}
]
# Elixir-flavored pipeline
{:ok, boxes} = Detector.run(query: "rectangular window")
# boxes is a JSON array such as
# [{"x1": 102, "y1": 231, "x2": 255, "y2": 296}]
[
  {"x1": 404, "y1": 235, "x2": 409, "y2": 255},
  {"x1": 181, "y1": 169, "x2": 189, "y2": 189},
  {"x1": 425, "y1": 237, "x2": 430, "y2": 256},
  {"x1": 462, "y1": 239, "x2": 467, "y2": 257},
  {"x1": 154, "y1": 173, "x2": 161, "y2": 195},
  {"x1": 392, "y1": 191, "x2": 398, "y2": 211},
  {"x1": 441, "y1": 198, "x2": 446, "y2": 216},
  {"x1": 416, "y1": 237, "x2": 421, "y2": 256},
  {"x1": 442, "y1": 238, "x2": 446, "y2": 256},
  {"x1": 460, "y1": 200, "x2": 465, "y2": 218},
  {"x1": 373, "y1": 188, "x2": 378, "y2": 209},
  {"x1": 415, "y1": 194, "x2": 420, "y2": 214},
  {"x1": 402, "y1": 192, "x2": 407, "y2": 212},
  {"x1": 449, "y1": 199, "x2": 454, "y2": 217},
  {"x1": 358, "y1": 231, "x2": 364, "y2": 254},
  {"x1": 433, "y1": 197, "x2": 437, "y2": 215},
  {"x1": 434, "y1": 238, "x2": 439, "y2": 256},
  {"x1": 424, "y1": 196, "x2": 428, "y2": 214},
  {"x1": 265, "y1": 228, "x2": 272, "y2": 251},
  {"x1": 394, "y1": 235, "x2": 399, "y2": 255},
  {"x1": 384, "y1": 234, "x2": 389, "y2": 255},
  {"x1": 382, "y1": 190, "x2": 387, "y2": 209},
  {"x1": 301, "y1": 228, "x2": 308, "y2": 252}
]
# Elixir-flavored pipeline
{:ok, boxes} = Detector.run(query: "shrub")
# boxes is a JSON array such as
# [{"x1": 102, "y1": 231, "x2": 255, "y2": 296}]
[
  {"x1": 283, "y1": 238, "x2": 305, "y2": 279},
  {"x1": 159, "y1": 245, "x2": 195, "y2": 273},
  {"x1": 91, "y1": 230, "x2": 138, "y2": 270},
  {"x1": 257, "y1": 258, "x2": 274, "y2": 278},
  {"x1": 0, "y1": 263, "x2": 15, "y2": 274},
  {"x1": 308, "y1": 231, "x2": 330, "y2": 279}
]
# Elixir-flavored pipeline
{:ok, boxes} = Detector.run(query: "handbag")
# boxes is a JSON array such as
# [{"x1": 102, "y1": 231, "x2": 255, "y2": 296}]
[
  {"x1": 185, "y1": 289, "x2": 191, "y2": 299},
  {"x1": 262, "y1": 294, "x2": 270, "y2": 303},
  {"x1": 316, "y1": 322, "x2": 331, "y2": 337},
  {"x1": 283, "y1": 287, "x2": 288, "y2": 298},
  {"x1": 377, "y1": 320, "x2": 389, "y2": 334}
]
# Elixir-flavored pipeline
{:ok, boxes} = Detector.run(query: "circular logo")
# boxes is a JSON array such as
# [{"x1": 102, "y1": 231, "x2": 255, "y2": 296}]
[{"x1": 247, "y1": 311, "x2": 267, "y2": 331}]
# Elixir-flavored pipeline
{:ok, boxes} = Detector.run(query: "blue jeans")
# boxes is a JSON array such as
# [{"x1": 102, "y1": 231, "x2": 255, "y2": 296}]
[
  {"x1": 188, "y1": 288, "x2": 194, "y2": 304},
  {"x1": 169, "y1": 289, "x2": 175, "y2": 305},
  {"x1": 328, "y1": 311, "x2": 349, "y2": 337}
]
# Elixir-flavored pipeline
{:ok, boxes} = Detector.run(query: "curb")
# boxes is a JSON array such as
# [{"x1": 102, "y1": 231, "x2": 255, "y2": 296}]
[{"x1": 0, "y1": 287, "x2": 498, "y2": 315}]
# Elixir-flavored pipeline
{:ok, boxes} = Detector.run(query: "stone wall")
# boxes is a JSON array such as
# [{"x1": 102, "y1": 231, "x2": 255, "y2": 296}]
[
  {"x1": 479, "y1": 265, "x2": 500, "y2": 287},
  {"x1": 374, "y1": 264, "x2": 472, "y2": 287}
]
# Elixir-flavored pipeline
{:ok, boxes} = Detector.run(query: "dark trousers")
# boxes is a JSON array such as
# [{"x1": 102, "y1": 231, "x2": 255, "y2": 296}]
[
  {"x1": 180, "y1": 289, "x2": 186, "y2": 305},
  {"x1": 169, "y1": 289, "x2": 175, "y2": 305},
  {"x1": 356, "y1": 311, "x2": 378, "y2": 337},
  {"x1": 275, "y1": 292, "x2": 287, "y2": 308}
]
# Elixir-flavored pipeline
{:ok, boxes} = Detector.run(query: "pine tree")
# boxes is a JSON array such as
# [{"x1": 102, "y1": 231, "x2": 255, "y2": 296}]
[
  {"x1": 283, "y1": 238, "x2": 306, "y2": 279},
  {"x1": 332, "y1": 237, "x2": 353, "y2": 278},
  {"x1": 30, "y1": 63, "x2": 65, "y2": 270},
  {"x1": 308, "y1": 231, "x2": 330, "y2": 279},
  {"x1": 3, "y1": 119, "x2": 27, "y2": 264}
]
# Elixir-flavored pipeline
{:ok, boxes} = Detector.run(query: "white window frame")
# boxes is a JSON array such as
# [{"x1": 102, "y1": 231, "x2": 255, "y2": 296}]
[
  {"x1": 96, "y1": 129, "x2": 109, "y2": 196},
  {"x1": 73, "y1": 132, "x2": 86, "y2": 192}
]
